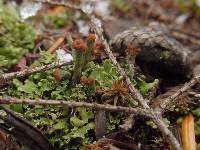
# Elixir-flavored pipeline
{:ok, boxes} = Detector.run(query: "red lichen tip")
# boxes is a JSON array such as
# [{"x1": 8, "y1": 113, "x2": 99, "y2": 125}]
[
  {"x1": 80, "y1": 76, "x2": 88, "y2": 85},
  {"x1": 80, "y1": 76, "x2": 96, "y2": 86},
  {"x1": 93, "y1": 42, "x2": 104, "y2": 50},
  {"x1": 126, "y1": 43, "x2": 141, "y2": 56},
  {"x1": 87, "y1": 33, "x2": 96, "y2": 42},
  {"x1": 72, "y1": 39, "x2": 87, "y2": 53},
  {"x1": 87, "y1": 76, "x2": 96, "y2": 85}
]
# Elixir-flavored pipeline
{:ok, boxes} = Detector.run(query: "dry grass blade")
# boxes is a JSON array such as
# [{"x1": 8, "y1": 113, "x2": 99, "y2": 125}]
[
  {"x1": 182, "y1": 114, "x2": 196, "y2": 150},
  {"x1": 47, "y1": 37, "x2": 65, "y2": 54}
]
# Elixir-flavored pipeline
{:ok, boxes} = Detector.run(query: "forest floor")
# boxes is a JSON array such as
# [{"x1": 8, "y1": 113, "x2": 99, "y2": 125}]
[{"x1": 0, "y1": 0, "x2": 200, "y2": 150}]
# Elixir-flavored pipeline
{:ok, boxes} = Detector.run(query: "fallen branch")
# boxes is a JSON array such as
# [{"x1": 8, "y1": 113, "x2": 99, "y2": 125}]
[
  {"x1": 0, "y1": 61, "x2": 72, "y2": 85},
  {"x1": 153, "y1": 75, "x2": 200, "y2": 114},
  {"x1": 0, "y1": 96, "x2": 151, "y2": 117},
  {"x1": 119, "y1": 114, "x2": 135, "y2": 131}
]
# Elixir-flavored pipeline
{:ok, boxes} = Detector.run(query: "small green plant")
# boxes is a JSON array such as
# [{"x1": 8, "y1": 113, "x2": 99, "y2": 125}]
[
  {"x1": 0, "y1": 1, "x2": 36, "y2": 67},
  {"x1": 137, "y1": 76, "x2": 159, "y2": 95},
  {"x1": 43, "y1": 8, "x2": 73, "y2": 29},
  {"x1": 5, "y1": 51, "x2": 92, "y2": 149},
  {"x1": 110, "y1": 0, "x2": 132, "y2": 14},
  {"x1": 72, "y1": 39, "x2": 87, "y2": 84},
  {"x1": 192, "y1": 108, "x2": 200, "y2": 135},
  {"x1": 83, "y1": 60, "x2": 119, "y2": 87},
  {"x1": 176, "y1": 0, "x2": 200, "y2": 16}
]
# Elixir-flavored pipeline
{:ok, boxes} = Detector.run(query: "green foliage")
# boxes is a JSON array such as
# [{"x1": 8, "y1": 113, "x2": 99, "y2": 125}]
[
  {"x1": 107, "y1": 113, "x2": 123, "y2": 132},
  {"x1": 0, "y1": 2, "x2": 36, "y2": 67},
  {"x1": 176, "y1": 0, "x2": 200, "y2": 15},
  {"x1": 111, "y1": 0, "x2": 132, "y2": 13},
  {"x1": 137, "y1": 77, "x2": 159, "y2": 95},
  {"x1": 70, "y1": 108, "x2": 94, "y2": 127},
  {"x1": 5, "y1": 51, "x2": 95, "y2": 149},
  {"x1": 69, "y1": 84, "x2": 87, "y2": 101},
  {"x1": 43, "y1": 10, "x2": 73, "y2": 29},
  {"x1": 193, "y1": 108, "x2": 200, "y2": 135},
  {"x1": 193, "y1": 108, "x2": 200, "y2": 117},
  {"x1": 83, "y1": 60, "x2": 119, "y2": 87},
  {"x1": 146, "y1": 118, "x2": 170, "y2": 129},
  {"x1": 7, "y1": 52, "x2": 57, "y2": 98}
]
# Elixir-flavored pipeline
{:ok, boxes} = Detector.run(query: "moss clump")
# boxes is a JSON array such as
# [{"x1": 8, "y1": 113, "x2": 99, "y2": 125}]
[
  {"x1": 0, "y1": 2, "x2": 36, "y2": 68},
  {"x1": 110, "y1": 0, "x2": 132, "y2": 14}
]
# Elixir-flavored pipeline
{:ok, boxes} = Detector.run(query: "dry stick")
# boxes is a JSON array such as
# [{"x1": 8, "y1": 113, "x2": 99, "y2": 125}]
[
  {"x1": 155, "y1": 75, "x2": 200, "y2": 114},
  {"x1": 0, "y1": 96, "x2": 151, "y2": 117},
  {"x1": 0, "y1": 61, "x2": 72, "y2": 84}
]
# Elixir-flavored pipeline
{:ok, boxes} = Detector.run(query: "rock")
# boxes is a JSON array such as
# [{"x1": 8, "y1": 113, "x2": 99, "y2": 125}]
[
  {"x1": 104, "y1": 19, "x2": 134, "y2": 39},
  {"x1": 110, "y1": 22, "x2": 192, "y2": 83}
]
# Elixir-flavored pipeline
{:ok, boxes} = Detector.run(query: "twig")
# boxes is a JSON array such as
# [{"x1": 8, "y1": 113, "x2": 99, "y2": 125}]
[
  {"x1": 154, "y1": 75, "x2": 200, "y2": 113},
  {"x1": 0, "y1": 96, "x2": 151, "y2": 117},
  {"x1": 0, "y1": 61, "x2": 72, "y2": 84},
  {"x1": 119, "y1": 114, "x2": 135, "y2": 131},
  {"x1": 32, "y1": 0, "x2": 83, "y2": 12}
]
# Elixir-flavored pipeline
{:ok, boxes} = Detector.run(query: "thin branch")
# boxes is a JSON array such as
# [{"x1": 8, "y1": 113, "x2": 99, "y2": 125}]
[
  {"x1": 32, "y1": 0, "x2": 83, "y2": 12},
  {"x1": 0, "y1": 96, "x2": 151, "y2": 117},
  {"x1": 154, "y1": 75, "x2": 200, "y2": 114},
  {"x1": 0, "y1": 61, "x2": 72, "y2": 84},
  {"x1": 119, "y1": 114, "x2": 135, "y2": 131}
]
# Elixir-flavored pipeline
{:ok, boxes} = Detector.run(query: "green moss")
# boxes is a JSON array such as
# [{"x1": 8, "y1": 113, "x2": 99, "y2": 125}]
[
  {"x1": 193, "y1": 108, "x2": 200, "y2": 135},
  {"x1": 160, "y1": 51, "x2": 170, "y2": 60},
  {"x1": 111, "y1": 0, "x2": 132, "y2": 13},
  {"x1": 43, "y1": 10, "x2": 73, "y2": 29},
  {"x1": 0, "y1": 2, "x2": 36, "y2": 68}
]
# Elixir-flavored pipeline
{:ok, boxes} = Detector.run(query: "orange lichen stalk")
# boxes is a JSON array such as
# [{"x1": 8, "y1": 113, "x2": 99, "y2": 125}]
[
  {"x1": 72, "y1": 39, "x2": 87, "y2": 84},
  {"x1": 126, "y1": 43, "x2": 141, "y2": 57},
  {"x1": 80, "y1": 76, "x2": 96, "y2": 96},
  {"x1": 82, "y1": 33, "x2": 96, "y2": 68},
  {"x1": 80, "y1": 76, "x2": 96, "y2": 86},
  {"x1": 87, "y1": 33, "x2": 96, "y2": 42},
  {"x1": 72, "y1": 39, "x2": 87, "y2": 53},
  {"x1": 53, "y1": 68, "x2": 62, "y2": 82}
]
